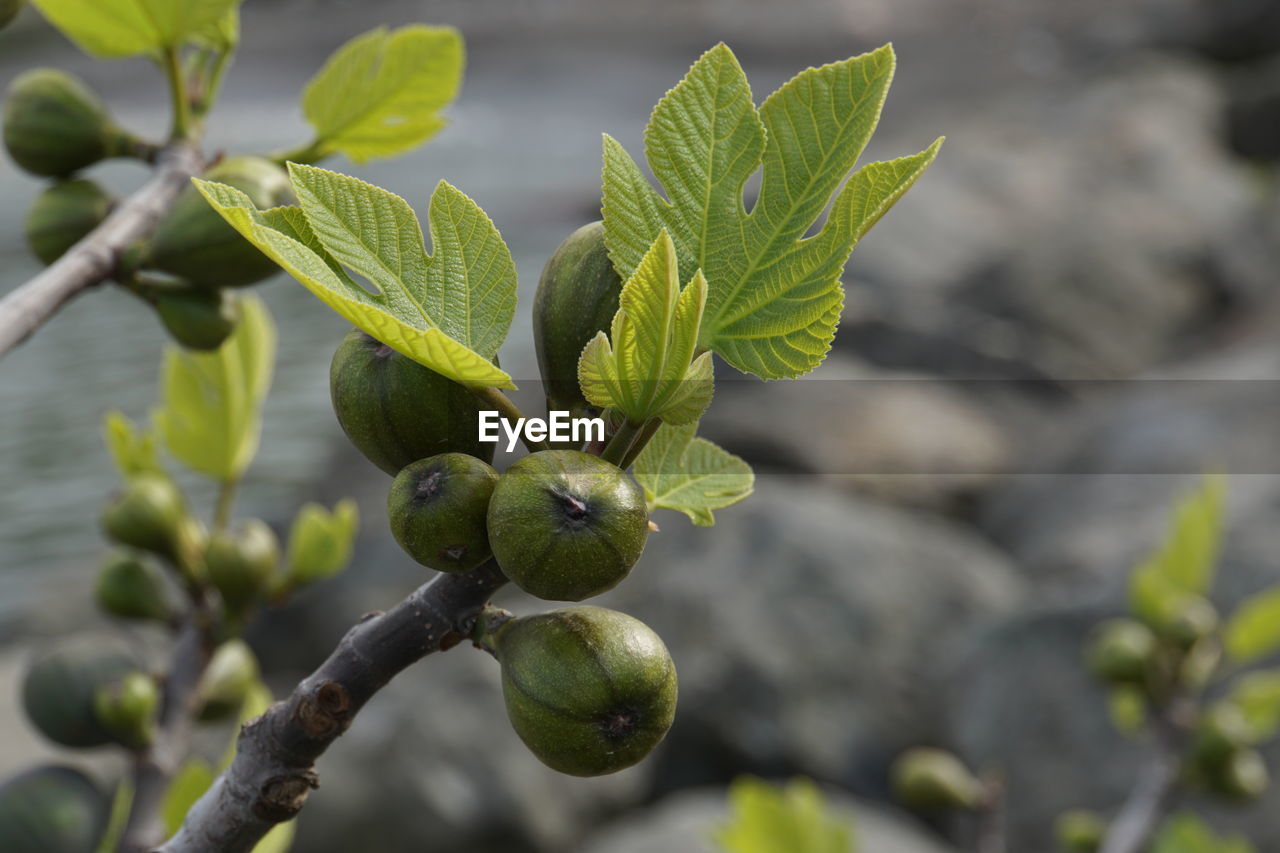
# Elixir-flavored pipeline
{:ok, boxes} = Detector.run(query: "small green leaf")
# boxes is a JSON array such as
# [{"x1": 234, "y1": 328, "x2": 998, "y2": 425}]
[
  {"x1": 282, "y1": 499, "x2": 359, "y2": 589},
  {"x1": 192, "y1": 5, "x2": 238, "y2": 51},
  {"x1": 194, "y1": 175, "x2": 516, "y2": 389},
  {"x1": 603, "y1": 43, "x2": 941, "y2": 380},
  {"x1": 31, "y1": 0, "x2": 241, "y2": 58},
  {"x1": 301, "y1": 25, "x2": 463, "y2": 163},
  {"x1": 252, "y1": 822, "x2": 297, "y2": 853},
  {"x1": 153, "y1": 295, "x2": 275, "y2": 481},
  {"x1": 1151, "y1": 813, "x2": 1256, "y2": 853},
  {"x1": 715, "y1": 776, "x2": 854, "y2": 853},
  {"x1": 577, "y1": 230, "x2": 714, "y2": 425},
  {"x1": 1129, "y1": 475, "x2": 1226, "y2": 624},
  {"x1": 632, "y1": 422, "x2": 753, "y2": 526},
  {"x1": 1226, "y1": 587, "x2": 1280, "y2": 665},
  {"x1": 162, "y1": 758, "x2": 216, "y2": 836},
  {"x1": 104, "y1": 410, "x2": 161, "y2": 479},
  {"x1": 1230, "y1": 670, "x2": 1280, "y2": 742},
  {"x1": 1107, "y1": 687, "x2": 1147, "y2": 737}
]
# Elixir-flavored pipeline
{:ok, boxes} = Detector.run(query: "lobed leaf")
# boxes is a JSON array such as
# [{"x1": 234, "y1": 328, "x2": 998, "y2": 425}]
[
  {"x1": 715, "y1": 776, "x2": 854, "y2": 853},
  {"x1": 1230, "y1": 670, "x2": 1280, "y2": 742},
  {"x1": 1226, "y1": 587, "x2": 1280, "y2": 665},
  {"x1": 153, "y1": 295, "x2": 275, "y2": 481},
  {"x1": 31, "y1": 0, "x2": 241, "y2": 58},
  {"x1": 632, "y1": 421, "x2": 753, "y2": 526},
  {"x1": 578, "y1": 230, "x2": 714, "y2": 425},
  {"x1": 302, "y1": 25, "x2": 463, "y2": 162},
  {"x1": 103, "y1": 410, "x2": 161, "y2": 479},
  {"x1": 282, "y1": 499, "x2": 359, "y2": 590},
  {"x1": 603, "y1": 43, "x2": 941, "y2": 379},
  {"x1": 1129, "y1": 475, "x2": 1226, "y2": 624},
  {"x1": 194, "y1": 170, "x2": 516, "y2": 388}
]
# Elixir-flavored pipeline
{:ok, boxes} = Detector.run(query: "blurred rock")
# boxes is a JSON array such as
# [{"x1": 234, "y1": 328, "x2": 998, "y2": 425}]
[
  {"x1": 1226, "y1": 56, "x2": 1280, "y2": 162},
  {"x1": 703, "y1": 355, "x2": 1014, "y2": 511},
  {"x1": 845, "y1": 59, "x2": 1276, "y2": 379},
  {"x1": 596, "y1": 479, "x2": 1023, "y2": 793},
  {"x1": 577, "y1": 786, "x2": 957, "y2": 853}
]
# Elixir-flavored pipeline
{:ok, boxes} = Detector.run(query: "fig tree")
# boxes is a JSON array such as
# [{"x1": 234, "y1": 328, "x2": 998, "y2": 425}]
[
  {"x1": 94, "y1": 553, "x2": 173, "y2": 623},
  {"x1": 1085, "y1": 620, "x2": 1157, "y2": 686},
  {"x1": 487, "y1": 450, "x2": 648, "y2": 601},
  {"x1": 3, "y1": 69, "x2": 131, "y2": 177},
  {"x1": 533, "y1": 221, "x2": 623, "y2": 422},
  {"x1": 890, "y1": 748, "x2": 982, "y2": 811},
  {"x1": 145, "y1": 156, "x2": 293, "y2": 288},
  {"x1": 0, "y1": 765, "x2": 109, "y2": 853},
  {"x1": 206, "y1": 519, "x2": 279, "y2": 612},
  {"x1": 329, "y1": 329, "x2": 494, "y2": 475},
  {"x1": 388, "y1": 453, "x2": 499, "y2": 572},
  {"x1": 24, "y1": 179, "x2": 113, "y2": 266},
  {"x1": 152, "y1": 286, "x2": 239, "y2": 351},
  {"x1": 493, "y1": 606, "x2": 677, "y2": 776},
  {"x1": 21, "y1": 635, "x2": 137, "y2": 748}
]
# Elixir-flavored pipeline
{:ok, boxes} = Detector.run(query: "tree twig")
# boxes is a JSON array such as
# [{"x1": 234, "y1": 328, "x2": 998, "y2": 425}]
[
  {"x1": 119, "y1": 617, "x2": 214, "y2": 852},
  {"x1": 0, "y1": 141, "x2": 205, "y2": 358},
  {"x1": 154, "y1": 561, "x2": 509, "y2": 853},
  {"x1": 1098, "y1": 717, "x2": 1183, "y2": 853}
]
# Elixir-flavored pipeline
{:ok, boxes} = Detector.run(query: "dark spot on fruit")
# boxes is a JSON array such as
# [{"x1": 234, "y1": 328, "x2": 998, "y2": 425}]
[
  {"x1": 415, "y1": 470, "x2": 444, "y2": 501},
  {"x1": 440, "y1": 544, "x2": 468, "y2": 562},
  {"x1": 561, "y1": 494, "x2": 590, "y2": 523},
  {"x1": 600, "y1": 708, "x2": 638, "y2": 740}
]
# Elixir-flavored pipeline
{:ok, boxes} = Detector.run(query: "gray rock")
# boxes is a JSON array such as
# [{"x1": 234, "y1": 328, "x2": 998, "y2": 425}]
[{"x1": 577, "y1": 786, "x2": 957, "y2": 853}]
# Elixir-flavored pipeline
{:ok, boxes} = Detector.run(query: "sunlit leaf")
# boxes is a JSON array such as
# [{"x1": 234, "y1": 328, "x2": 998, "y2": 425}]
[
  {"x1": 31, "y1": 0, "x2": 240, "y2": 58},
  {"x1": 1226, "y1": 587, "x2": 1280, "y2": 665},
  {"x1": 715, "y1": 776, "x2": 853, "y2": 853},
  {"x1": 632, "y1": 422, "x2": 753, "y2": 526},
  {"x1": 1129, "y1": 475, "x2": 1226, "y2": 624}
]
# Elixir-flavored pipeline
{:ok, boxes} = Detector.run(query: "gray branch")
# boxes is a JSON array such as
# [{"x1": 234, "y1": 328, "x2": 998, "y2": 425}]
[
  {"x1": 154, "y1": 562, "x2": 509, "y2": 853},
  {"x1": 0, "y1": 141, "x2": 204, "y2": 358},
  {"x1": 1098, "y1": 718, "x2": 1183, "y2": 853}
]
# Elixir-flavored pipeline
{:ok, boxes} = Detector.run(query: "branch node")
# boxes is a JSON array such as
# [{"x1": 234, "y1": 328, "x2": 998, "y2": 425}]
[
  {"x1": 254, "y1": 772, "x2": 318, "y2": 822},
  {"x1": 294, "y1": 681, "x2": 353, "y2": 739}
]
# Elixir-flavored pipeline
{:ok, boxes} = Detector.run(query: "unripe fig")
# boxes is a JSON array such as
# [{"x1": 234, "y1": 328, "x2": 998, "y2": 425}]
[
  {"x1": 0, "y1": 765, "x2": 109, "y2": 853},
  {"x1": 1085, "y1": 620, "x2": 1157, "y2": 686},
  {"x1": 1194, "y1": 703, "x2": 1255, "y2": 768},
  {"x1": 0, "y1": 0, "x2": 24, "y2": 30},
  {"x1": 195, "y1": 639, "x2": 259, "y2": 721},
  {"x1": 3, "y1": 69, "x2": 130, "y2": 177},
  {"x1": 100, "y1": 474, "x2": 187, "y2": 559},
  {"x1": 94, "y1": 554, "x2": 173, "y2": 623},
  {"x1": 388, "y1": 453, "x2": 499, "y2": 572},
  {"x1": 153, "y1": 286, "x2": 239, "y2": 351},
  {"x1": 533, "y1": 221, "x2": 623, "y2": 420},
  {"x1": 329, "y1": 329, "x2": 494, "y2": 475},
  {"x1": 890, "y1": 748, "x2": 982, "y2": 811},
  {"x1": 494, "y1": 606, "x2": 677, "y2": 776},
  {"x1": 206, "y1": 519, "x2": 279, "y2": 612},
  {"x1": 1210, "y1": 747, "x2": 1269, "y2": 800},
  {"x1": 1055, "y1": 810, "x2": 1105, "y2": 853},
  {"x1": 24, "y1": 179, "x2": 113, "y2": 266},
  {"x1": 93, "y1": 671, "x2": 159, "y2": 750},
  {"x1": 487, "y1": 450, "x2": 648, "y2": 601},
  {"x1": 146, "y1": 156, "x2": 293, "y2": 288},
  {"x1": 21, "y1": 635, "x2": 137, "y2": 748},
  {"x1": 1154, "y1": 594, "x2": 1218, "y2": 651}
]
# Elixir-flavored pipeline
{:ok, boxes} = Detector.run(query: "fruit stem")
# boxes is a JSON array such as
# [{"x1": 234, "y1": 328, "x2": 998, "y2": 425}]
[
  {"x1": 600, "y1": 419, "x2": 642, "y2": 466},
  {"x1": 469, "y1": 386, "x2": 549, "y2": 452},
  {"x1": 618, "y1": 417, "x2": 662, "y2": 469},
  {"x1": 213, "y1": 478, "x2": 238, "y2": 532},
  {"x1": 272, "y1": 138, "x2": 329, "y2": 167},
  {"x1": 162, "y1": 47, "x2": 195, "y2": 140},
  {"x1": 470, "y1": 605, "x2": 514, "y2": 657},
  {"x1": 194, "y1": 48, "x2": 235, "y2": 119}
]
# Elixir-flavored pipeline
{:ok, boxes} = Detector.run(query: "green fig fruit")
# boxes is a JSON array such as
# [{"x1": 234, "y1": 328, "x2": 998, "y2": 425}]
[
  {"x1": 1153, "y1": 594, "x2": 1218, "y2": 651},
  {"x1": 1085, "y1": 620, "x2": 1157, "y2": 686},
  {"x1": 1054, "y1": 809, "x2": 1105, "y2": 853},
  {"x1": 100, "y1": 474, "x2": 187, "y2": 559},
  {"x1": 329, "y1": 329, "x2": 494, "y2": 476},
  {"x1": 494, "y1": 606, "x2": 677, "y2": 777},
  {"x1": 146, "y1": 156, "x2": 292, "y2": 288},
  {"x1": 1194, "y1": 703, "x2": 1256, "y2": 766},
  {"x1": 3, "y1": 69, "x2": 131, "y2": 177},
  {"x1": 195, "y1": 639, "x2": 259, "y2": 721},
  {"x1": 94, "y1": 554, "x2": 174, "y2": 623},
  {"x1": 487, "y1": 450, "x2": 648, "y2": 601},
  {"x1": 21, "y1": 635, "x2": 137, "y2": 748},
  {"x1": 890, "y1": 748, "x2": 983, "y2": 811},
  {"x1": 1210, "y1": 747, "x2": 1269, "y2": 800},
  {"x1": 24, "y1": 179, "x2": 114, "y2": 266},
  {"x1": 0, "y1": 765, "x2": 109, "y2": 853},
  {"x1": 533, "y1": 221, "x2": 623, "y2": 422},
  {"x1": 206, "y1": 519, "x2": 279, "y2": 612},
  {"x1": 153, "y1": 286, "x2": 239, "y2": 351},
  {"x1": 0, "y1": 0, "x2": 24, "y2": 30},
  {"x1": 388, "y1": 453, "x2": 499, "y2": 572},
  {"x1": 93, "y1": 671, "x2": 159, "y2": 750}
]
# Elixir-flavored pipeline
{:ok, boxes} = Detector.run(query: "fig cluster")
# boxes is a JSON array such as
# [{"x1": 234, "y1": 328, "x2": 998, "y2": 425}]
[{"x1": 4, "y1": 68, "x2": 293, "y2": 351}]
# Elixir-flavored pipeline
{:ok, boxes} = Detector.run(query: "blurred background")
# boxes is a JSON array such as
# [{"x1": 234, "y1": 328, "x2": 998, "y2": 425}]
[{"x1": 2, "y1": 0, "x2": 1280, "y2": 850}]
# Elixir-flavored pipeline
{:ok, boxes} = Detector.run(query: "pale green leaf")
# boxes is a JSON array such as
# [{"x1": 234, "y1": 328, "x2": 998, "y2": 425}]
[
  {"x1": 194, "y1": 176, "x2": 515, "y2": 389},
  {"x1": 632, "y1": 422, "x2": 753, "y2": 526},
  {"x1": 153, "y1": 295, "x2": 275, "y2": 481},
  {"x1": 162, "y1": 758, "x2": 215, "y2": 835},
  {"x1": 578, "y1": 230, "x2": 713, "y2": 425},
  {"x1": 302, "y1": 25, "x2": 463, "y2": 162},
  {"x1": 715, "y1": 777, "x2": 854, "y2": 853},
  {"x1": 252, "y1": 822, "x2": 297, "y2": 853},
  {"x1": 104, "y1": 410, "x2": 161, "y2": 479},
  {"x1": 31, "y1": 0, "x2": 240, "y2": 57},
  {"x1": 1226, "y1": 587, "x2": 1280, "y2": 665},
  {"x1": 1230, "y1": 670, "x2": 1280, "y2": 741},
  {"x1": 1151, "y1": 813, "x2": 1256, "y2": 853},
  {"x1": 603, "y1": 43, "x2": 941, "y2": 379},
  {"x1": 1129, "y1": 475, "x2": 1226, "y2": 624},
  {"x1": 192, "y1": 5, "x2": 238, "y2": 51},
  {"x1": 282, "y1": 499, "x2": 359, "y2": 589}
]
